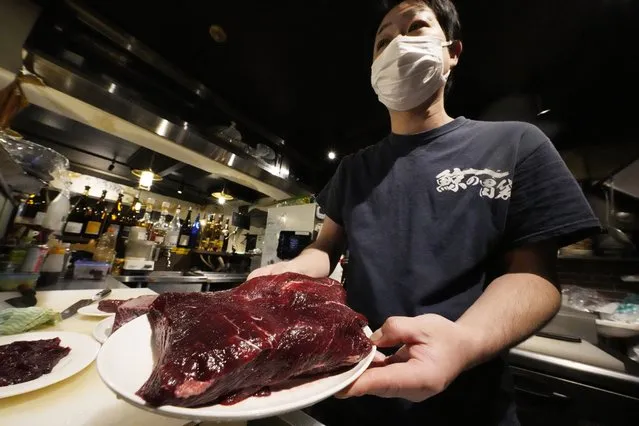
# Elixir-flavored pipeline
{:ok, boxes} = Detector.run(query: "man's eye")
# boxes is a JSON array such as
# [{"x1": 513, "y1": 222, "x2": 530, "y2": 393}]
[
  {"x1": 408, "y1": 21, "x2": 428, "y2": 33},
  {"x1": 376, "y1": 39, "x2": 390, "y2": 51}
]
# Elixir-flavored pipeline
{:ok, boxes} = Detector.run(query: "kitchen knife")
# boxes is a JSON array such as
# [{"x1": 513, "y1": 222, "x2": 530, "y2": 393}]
[{"x1": 60, "y1": 288, "x2": 112, "y2": 320}]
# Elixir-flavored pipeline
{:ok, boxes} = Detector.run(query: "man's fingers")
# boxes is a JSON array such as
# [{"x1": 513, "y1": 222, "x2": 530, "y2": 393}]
[
  {"x1": 337, "y1": 360, "x2": 433, "y2": 401},
  {"x1": 370, "y1": 316, "x2": 424, "y2": 348}
]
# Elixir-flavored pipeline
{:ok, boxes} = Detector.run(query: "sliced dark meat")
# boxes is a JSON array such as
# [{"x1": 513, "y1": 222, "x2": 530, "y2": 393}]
[
  {"x1": 112, "y1": 295, "x2": 157, "y2": 333},
  {"x1": 0, "y1": 338, "x2": 71, "y2": 387},
  {"x1": 97, "y1": 299, "x2": 127, "y2": 313},
  {"x1": 136, "y1": 272, "x2": 372, "y2": 407}
]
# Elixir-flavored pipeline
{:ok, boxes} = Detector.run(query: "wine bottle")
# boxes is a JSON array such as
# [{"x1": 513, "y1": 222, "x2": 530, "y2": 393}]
[
  {"x1": 115, "y1": 193, "x2": 140, "y2": 258},
  {"x1": 221, "y1": 218, "x2": 230, "y2": 252},
  {"x1": 190, "y1": 213, "x2": 201, "y2": 249},
  {"x1": 83, "y1": 190, "x2": 107, "y2": 238},
  {"x1": 104, "y1": 192, "x2": 124, "y2": 237},
  {"x1": 177, "y1": 207, "x2": 192, "y2": 248},
  {"x1": 150, "y1": 202, "x2": 170, "y2": 244},
  {"x1": 138, "y1": 198, "x2": 154, "y2": 230},
  {"x1": 165, "y1": 205, "x2": 181, "y2": 248},
  {"x1": 64, "y1": 186, "x2": 91, "y2": 236}
]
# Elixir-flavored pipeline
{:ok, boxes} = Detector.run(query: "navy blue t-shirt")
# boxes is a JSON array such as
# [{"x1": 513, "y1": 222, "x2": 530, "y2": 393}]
[{"x1": 313, "y1": 117, "x2": 600, "y2": 425}]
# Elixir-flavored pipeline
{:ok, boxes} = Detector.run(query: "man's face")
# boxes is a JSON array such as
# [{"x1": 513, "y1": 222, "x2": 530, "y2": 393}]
[{"x1": 373, "y1": 0, "x2": 458, "y2": 72}]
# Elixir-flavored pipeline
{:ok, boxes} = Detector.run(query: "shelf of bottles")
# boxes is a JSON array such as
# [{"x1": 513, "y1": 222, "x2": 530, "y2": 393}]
[{"x1": 10, "y1": 184, "x2": 235, "y2": 255}]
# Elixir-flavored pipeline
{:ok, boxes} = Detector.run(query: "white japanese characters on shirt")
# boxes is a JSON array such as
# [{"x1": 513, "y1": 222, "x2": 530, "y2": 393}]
[{"x1": 435, "y1": 168, "x2": 512, "y2": 200}]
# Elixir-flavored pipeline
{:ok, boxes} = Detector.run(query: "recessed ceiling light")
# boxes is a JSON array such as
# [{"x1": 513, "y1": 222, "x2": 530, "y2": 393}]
[
  {"x1": 327, "y1": 151, "x2": 337, "y2": 161},
  {"x1": 209, "y1": 25, "x2": 228, "y2": 43},
  {"x1": 537, "y1": 109, "x2": 551, "y2": 116}
]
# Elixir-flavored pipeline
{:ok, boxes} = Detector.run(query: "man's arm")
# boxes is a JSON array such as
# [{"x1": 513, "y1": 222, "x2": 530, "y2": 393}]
[
  {"x1": 339, "y1": 241, "x2": 561, "y2": 401},
  {"x1": 247, "y1": 217, "x2": 346, "y2": 280}
]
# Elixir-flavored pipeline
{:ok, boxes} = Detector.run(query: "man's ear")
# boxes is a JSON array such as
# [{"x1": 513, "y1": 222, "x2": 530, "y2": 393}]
[{"x1": 448, "y1": 40, "x2": 463, "y2": 68}]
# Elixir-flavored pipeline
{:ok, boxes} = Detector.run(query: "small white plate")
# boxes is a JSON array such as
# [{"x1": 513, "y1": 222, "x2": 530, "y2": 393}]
[
  {"x1": 97, "y1": 315, "x2": 375, "y2": 422},
  {"x1": 0, "y1": 331, "x2": 100, "y2": 398},
  {"x1": 93, "y1": 317, "x2": 114, "y2": 344},
  {"x1": 78, "y1": 304, "x2": 115, "y2": 317}
]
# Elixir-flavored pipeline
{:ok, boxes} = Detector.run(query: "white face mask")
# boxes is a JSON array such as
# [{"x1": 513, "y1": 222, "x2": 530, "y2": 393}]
[{"x1": 371, "y1": 35, "x2": 451, "y2": 112}]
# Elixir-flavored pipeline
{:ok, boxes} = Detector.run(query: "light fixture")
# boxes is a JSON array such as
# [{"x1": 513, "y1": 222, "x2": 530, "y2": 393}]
[
  {"x1": 108, "y1": 157, "x2": 116, "y2": 171},
  {"x1": 327, "y1": 151, "x2": 337, "y2": 161},
  {"x1": 537, "y1": 109, "x2": 551, "y2": 116},
  {"x1": 177, "y1": 181, "x2": 184, "y2": 195},
  {"x1": 131, "y1": 152, "x2": 162, "y2": 191},
  {"x1": 212, "y1": 186, "x2": 234, "y2": 205}
]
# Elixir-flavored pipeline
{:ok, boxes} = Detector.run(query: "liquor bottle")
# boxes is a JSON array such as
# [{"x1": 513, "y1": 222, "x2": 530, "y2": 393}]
[
  {"x1": 138, "y1": 198, "x2": 154, "y2": 231},
  {"x1": 190, "y1": 213, "x2": 201, "y2": 249},
  {"x1": 83, "y1": 190, "x2": 107, "y2": 238},
  {"x1": 165, "y1": 205, "x2": 181, "y2": 248},
  {"x1": 115, "y1": 193, "x2": 140, "y2": 258},
  {"x1": 103, "y1": 192, "x2": 124, "y2": 237},
  {"x1": 177, "y1": 207, "x2": 192, "y2": 248},
  {"x1": 150, "y1": 202, "x2": 170, "y2": 244},
  {"x1": 15, "y1": 189, "x2": 47, "y2": 226},
  {"x1": 198, "y1": 214, "x2": 214, "y2": 250},
  {"x1": 64, "y1": 186, "x2": 91, "y2": 236},
  {"x1": 221, "y1": 218, "x2": 230, "y2": 252}
]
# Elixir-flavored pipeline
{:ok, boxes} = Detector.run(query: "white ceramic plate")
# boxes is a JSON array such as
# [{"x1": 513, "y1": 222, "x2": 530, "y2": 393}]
[
  {"x1": 97, "y1": 315, "x2": 375, "y2": 422},
  {"x1": 78, "y1": 304, "x2": 115, "y2": 317},
  {"x1": 93, "y1": 317, "x2": 114, "y2": 344},
  {"x1": 0, "y1": 331, "x2": 100, "y2": 398}
]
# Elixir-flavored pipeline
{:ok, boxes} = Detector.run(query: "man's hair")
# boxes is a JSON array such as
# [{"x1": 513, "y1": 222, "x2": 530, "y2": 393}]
[{"x1": 378, "y1": 0, "x2": 461, "y2": 41}]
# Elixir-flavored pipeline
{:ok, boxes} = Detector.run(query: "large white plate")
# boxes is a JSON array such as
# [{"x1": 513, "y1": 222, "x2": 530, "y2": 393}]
[
  {"x1": 93, "y1": 317, "x2": 114, "y2": 344},
  {"x1": 0, "y1": 331, "x2": 100, "y2": 398},
  {"x1": 78, "y1": 304, "x2": 115, "y2": 317},
  {"x1": 97, "y1": 315, "x2": 375, "y2": 421}
]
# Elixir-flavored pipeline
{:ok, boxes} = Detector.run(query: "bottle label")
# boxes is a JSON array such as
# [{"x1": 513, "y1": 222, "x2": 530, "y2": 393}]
[
  {"x1": 34, "y1": 212, "x2": 46, "y2": 226},
  {"x1": 65, "y1": 222, "x2": 83, "y2": 234},
  {"x1": 154, "y1": 235, "x2": 165, "y2": 244},
  {"x1": 179, "y1": 235, "x2": 190, "y2": 247},
  {"x1": 166, "y1": 234, "x2": 179, "y2": 246},
  {"x1": 84, "y1": 221, "x2": 101, "y2": 236}
]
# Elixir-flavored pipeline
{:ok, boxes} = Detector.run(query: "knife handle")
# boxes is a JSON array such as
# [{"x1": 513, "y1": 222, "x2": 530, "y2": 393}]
[{"x1": 93, "y1": 288, "x2": 112, "y2": 301}]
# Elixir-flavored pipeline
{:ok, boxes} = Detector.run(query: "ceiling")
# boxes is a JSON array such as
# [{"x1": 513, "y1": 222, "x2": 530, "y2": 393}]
[{"x1": 30, "y1": 0, "x2": 639, "y2": 190}]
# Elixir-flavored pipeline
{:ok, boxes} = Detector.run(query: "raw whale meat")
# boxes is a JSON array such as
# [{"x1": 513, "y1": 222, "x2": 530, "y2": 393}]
[
  {"x1": 112, "y1": 295, "x2": 157, "y2": 333},
  {"x1": 136, "y1": 272, "x2": 372, "y2": 407},
  {"x1": 0, "y1": 337, "x2": 70, "y2": 387},
  {"x1": 97, "y1": 299, "x2": 127, "y2": 313}
]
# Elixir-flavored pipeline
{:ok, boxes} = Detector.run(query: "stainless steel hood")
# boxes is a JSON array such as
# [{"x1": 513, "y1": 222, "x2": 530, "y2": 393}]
[{"x1": 8, "y1": 0, "x2": 310, "y2": 202}]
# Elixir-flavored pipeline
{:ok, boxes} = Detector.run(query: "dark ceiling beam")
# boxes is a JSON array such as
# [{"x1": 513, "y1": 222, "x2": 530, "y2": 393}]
[{"x1": 157, "y1": 162, "x2": 186, "y2": 177}]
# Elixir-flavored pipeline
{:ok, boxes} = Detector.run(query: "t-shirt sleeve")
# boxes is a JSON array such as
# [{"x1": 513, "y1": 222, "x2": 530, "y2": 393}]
[
  {"x1": 316, "y1": 157, "x2": 350, "y2": 226},
  {"x1": 504, "y1": 126, "x2": 601, "y2": 248}
]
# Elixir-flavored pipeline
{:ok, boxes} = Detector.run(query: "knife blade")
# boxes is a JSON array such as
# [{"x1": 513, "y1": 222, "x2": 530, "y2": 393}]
[{"x1": 60, "y1": 289, "x2": 112, "y2": 320}]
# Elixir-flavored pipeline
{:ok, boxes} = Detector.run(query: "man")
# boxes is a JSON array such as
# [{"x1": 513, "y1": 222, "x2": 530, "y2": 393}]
[{"x1": 249, "y1": 0, "x2": 600, "y2": 424}]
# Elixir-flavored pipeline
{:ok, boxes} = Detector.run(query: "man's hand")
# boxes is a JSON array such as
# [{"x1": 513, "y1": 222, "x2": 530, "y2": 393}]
[
  {"x1": 337, "y1": 314, "x2": 478, "y2": 402},
  {"x1": 247, "y1": 261, "x2": 298, "y2": 280}
]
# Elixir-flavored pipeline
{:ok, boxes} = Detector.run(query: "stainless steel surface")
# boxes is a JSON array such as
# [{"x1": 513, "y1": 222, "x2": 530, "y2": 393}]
[
  {"x1": 509, "y1": 347, "x2": 639, "y2": 397},
  {"x1": 65, "y1": 0, "x2": 286, "y2": 149},
  {"x1": 112, "y1": 271, "x2": 248, "y2": 285},
  {"x1": 23, "y1": 52, "x2": 307, "y2": 200},
  {"x1": 39, "y1": 276, "x2": 128, "y2": 291},
  {"x1": 59, "y1": 288, "x2": 112, "y2": 319},
  {"x1": 542, "y1": 307, "x2": 599, "y2": 345}
]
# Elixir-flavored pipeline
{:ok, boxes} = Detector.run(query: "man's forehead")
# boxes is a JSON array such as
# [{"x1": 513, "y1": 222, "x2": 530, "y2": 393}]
[{"x1": 377, "y1": 2, "x2": 433, "y2": 32}]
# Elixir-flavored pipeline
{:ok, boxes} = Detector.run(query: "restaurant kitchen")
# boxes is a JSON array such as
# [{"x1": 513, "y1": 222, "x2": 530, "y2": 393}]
[{"x1": 1, "y1": 0, "x2": 639, "y2": 425}]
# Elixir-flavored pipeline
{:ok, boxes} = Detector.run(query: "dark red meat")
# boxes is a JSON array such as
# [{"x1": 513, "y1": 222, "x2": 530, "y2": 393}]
[
  {"x1": 0, "y1": 338, "x2": 71, "y2": 387},
  {"x1": 97, "y1": 299, "x2": 127, "y2": 313},
  {"x1": 112, "y1": 295, "x2": 157, "y2": 333},
  {"x1": 136, "y1": 273, "x2": 372, "y2": 407}
]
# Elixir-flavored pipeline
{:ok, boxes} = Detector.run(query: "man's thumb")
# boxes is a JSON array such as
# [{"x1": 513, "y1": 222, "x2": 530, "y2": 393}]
[{"x1": 370, "y1": 316, "x2": 421, "y2": 348}]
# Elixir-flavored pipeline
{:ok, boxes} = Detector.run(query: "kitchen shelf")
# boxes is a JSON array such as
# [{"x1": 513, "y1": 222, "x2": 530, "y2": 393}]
[{"x1": 558, "y1": 254, "x2": 639, "y2": 262}]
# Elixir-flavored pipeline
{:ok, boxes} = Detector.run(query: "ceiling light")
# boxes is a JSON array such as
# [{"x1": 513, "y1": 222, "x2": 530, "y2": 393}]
[
  {"x1": 209, "y1": 25, "x2": 228, "y2": 43},
  {"x1": 227, "y1": 154, "x2": 236, "y2": 167},
  {"x1": 212, "y1": 187, "x2": 234, "y2": 205},
  {"x1": 177, "y1": 181, "x2": 184, "y2": 195},
  {"x1": 327, "y1": 151, "x2": 337, "y2": 161},
  {"x1": 132, "y1": 169, "x2": 162, "y2": 191},
  {"x1": 537, "y1": 109, "x2": 551, "y2": 116}
]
